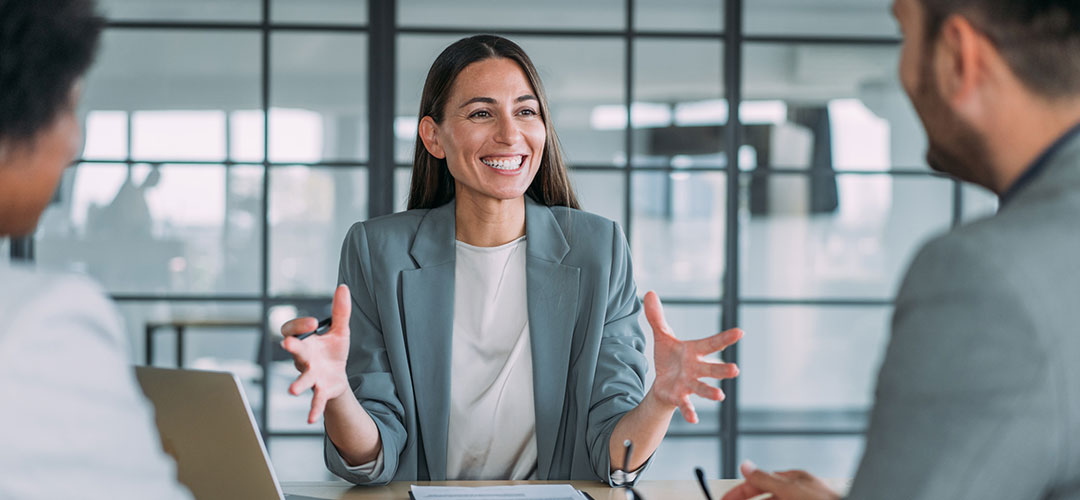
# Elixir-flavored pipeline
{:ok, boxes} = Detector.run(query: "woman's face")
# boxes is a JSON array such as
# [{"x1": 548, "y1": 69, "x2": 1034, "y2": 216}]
[{"x1": 420, "y1": 57, "x2": 546, "y2": 206}]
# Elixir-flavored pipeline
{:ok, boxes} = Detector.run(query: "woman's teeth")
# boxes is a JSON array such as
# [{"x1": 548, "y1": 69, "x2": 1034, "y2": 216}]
[{"x1": 481, "y1": 156, "x2": 523, "y2": 170}]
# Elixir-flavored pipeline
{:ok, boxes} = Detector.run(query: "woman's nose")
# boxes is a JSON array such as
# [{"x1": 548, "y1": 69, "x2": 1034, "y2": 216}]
[{"x1": 492, "y1": 115, "x2": 520, "y2": 144}]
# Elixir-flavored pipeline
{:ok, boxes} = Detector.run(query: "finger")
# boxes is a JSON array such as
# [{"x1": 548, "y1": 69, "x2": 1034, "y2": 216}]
[
  {"x1": 280, "y1": 335, "x2": 307, "y2": 357},
  {"x1": 330, "y1": 284, "x2": 352, "y2": 337},
  {"x1": 776, "y1": 470, "x2": 813, "y2": 481},
  {"x1": 741, "y1": 461, "x2": 790, "y2": 495},
  {"x1": 697, "y1": 361, "x2": 740, "y2": 380},
  {"x1": 281, "y1": 316, "x2": 318, "y2": 337},
  {"x1": 692, "y1": 380, "x2": 725, "y2": 401},
  {"x1": 308, "y1": 387, "x2": 328, "y2": 424},
  {"x1": 720, "y1": 480, "x2": 767, "y2": 500},
  {"x1": 289, "y1": 370, "x2": 316, "y2": 396},
  {"x1": 643, "y1": 291, "x2": 673, "y2": 336},
  {"x1": 678, "y1": 395, "x2": 699, "y2": 424},
  {"x1": 691, "y1": 328, "x2": 743, "y2": 355}
]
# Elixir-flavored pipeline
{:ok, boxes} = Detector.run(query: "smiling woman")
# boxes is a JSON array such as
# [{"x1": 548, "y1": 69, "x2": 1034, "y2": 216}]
[{"x1": 277, "y1": 34, "x2": 744, "y2": 487}]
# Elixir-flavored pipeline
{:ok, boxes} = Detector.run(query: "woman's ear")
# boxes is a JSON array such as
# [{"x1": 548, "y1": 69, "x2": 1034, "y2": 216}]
[{"x1": 418, "y1": 116, "x2": 446, "y2": 159}]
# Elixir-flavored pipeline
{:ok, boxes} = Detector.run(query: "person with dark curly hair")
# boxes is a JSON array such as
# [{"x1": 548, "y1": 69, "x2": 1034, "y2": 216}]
[{"x1": 0, "y1": 1, "x2": 191, "y2": 498}]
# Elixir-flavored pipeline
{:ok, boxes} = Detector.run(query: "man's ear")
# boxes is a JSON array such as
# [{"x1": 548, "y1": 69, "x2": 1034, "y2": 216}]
[
  {"x1": 935, "y1": 14, "x2": 987, "y2": 106},
  {"x1": 418, "y1": 116, "x2": 446, "y2": 159}
]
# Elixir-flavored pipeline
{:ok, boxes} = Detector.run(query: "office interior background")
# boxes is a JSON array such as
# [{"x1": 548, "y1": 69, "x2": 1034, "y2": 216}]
[{"x1": 1, "y1": 0, "x2": 1004, "y2": 482}]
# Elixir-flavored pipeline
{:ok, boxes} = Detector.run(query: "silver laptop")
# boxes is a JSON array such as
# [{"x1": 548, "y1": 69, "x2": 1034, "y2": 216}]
[{"x1": 135, "y1": 366, "x2": 315, "y2": 500}]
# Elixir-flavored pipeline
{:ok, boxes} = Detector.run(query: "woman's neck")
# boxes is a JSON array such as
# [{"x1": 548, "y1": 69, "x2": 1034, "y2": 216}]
[{"x1": 454, "y1": 191, "x2": 526, "y2": 247}]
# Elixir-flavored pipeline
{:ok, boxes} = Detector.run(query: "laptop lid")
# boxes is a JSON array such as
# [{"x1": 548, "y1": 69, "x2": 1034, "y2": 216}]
[{"x1": 135, "y1": 366, "x2": 285, "y2": 500}]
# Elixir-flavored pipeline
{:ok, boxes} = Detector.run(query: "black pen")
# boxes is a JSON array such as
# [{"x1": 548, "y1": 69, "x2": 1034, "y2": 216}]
[{"x1": 296, "y1": 317, "x2": 332, "y2": 341}]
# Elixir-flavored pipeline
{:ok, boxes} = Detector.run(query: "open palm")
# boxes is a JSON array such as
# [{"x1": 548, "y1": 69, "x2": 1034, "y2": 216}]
[{"x1": 644, "y1": 291, "x2": 742, "y2": 423}]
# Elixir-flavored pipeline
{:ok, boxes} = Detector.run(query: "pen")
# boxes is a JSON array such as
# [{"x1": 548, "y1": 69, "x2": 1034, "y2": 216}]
[{"x1": 295, "y1": 317, "x2": 332, "y2": 341}]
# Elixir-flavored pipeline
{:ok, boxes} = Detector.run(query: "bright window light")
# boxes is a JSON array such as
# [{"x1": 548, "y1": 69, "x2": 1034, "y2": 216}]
[
  {"x1": 82, "y1": 111, "x2": 127, "y2": 160},
  {"x1": 269, "y1": 108, "x2": 324, "y2": 163},
  {"x1": 132, "y1": 110, "x2": 227, "y2": 161}
]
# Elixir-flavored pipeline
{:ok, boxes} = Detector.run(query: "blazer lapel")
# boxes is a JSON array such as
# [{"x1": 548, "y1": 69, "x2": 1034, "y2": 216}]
[
  {"x1": 524, "y1": 197, "x2": 580, "y2": 479},
  {"x1": 401, "y1": 200, "x2": 456, "y2": 480}
]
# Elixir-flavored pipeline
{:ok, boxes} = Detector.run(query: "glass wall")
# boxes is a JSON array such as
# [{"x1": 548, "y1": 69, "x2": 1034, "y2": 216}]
[{"x1": 23, "y1": 0, "x2": 980, "y2": 481}]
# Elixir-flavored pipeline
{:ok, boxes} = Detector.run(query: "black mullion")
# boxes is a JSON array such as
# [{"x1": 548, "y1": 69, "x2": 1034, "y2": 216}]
[
  {"x1": 368, "y1": 0, "x2": 396, "y2": 218},
  {"x1": 720, "y1": 0, "x2": 743, "y2": 480},
  {"x1": 739, "y1": 298, "x2": 894, "y2": 307},
  {"x1": 258, "y1": 0, "x2": 272, "y2": 443},
  {"x1": 737, "y1": 429, "x2": 866, "y2": 437},
  {"x1": 623, "y1": 0, "x2": 634, "y2": 241},
  {"x1": 111, "y1": 294, "x2": 265, "y2": 302},
  {"x1": 952, "y1": 179, "x2": 964, "y2": 227},
  {"x1": 743, "y1": 34, "x2": 900, "y2": 45},
  {"x1": 663, "y1": 428, "x2": 866, "y2": 439}
]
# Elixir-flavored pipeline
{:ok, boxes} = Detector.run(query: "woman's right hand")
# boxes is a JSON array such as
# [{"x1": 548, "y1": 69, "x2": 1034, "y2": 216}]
[{"x1": 281, "y1": 284, "x2": 353, "y2": 424}]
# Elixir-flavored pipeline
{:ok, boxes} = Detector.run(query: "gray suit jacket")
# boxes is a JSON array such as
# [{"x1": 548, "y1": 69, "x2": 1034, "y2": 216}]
[
  {"x1": 847, "y1": 136, "x2": 1080, "y2": 499},
  {"x1": 323, "y1": 197, "x2": 650, "y2": 485}
]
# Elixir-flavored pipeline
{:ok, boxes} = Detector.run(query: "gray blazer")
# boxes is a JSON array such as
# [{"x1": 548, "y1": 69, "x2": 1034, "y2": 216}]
[
  {"x1": 847, "y1": 135, "x2": 1080, "y2": 499},
  {"x1": 323, "y1": 197, "x2": 650, "y2": 485}
]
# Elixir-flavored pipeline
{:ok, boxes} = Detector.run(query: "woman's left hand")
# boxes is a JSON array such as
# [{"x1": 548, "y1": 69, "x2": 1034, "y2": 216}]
[{"x1": 644, "y1": 290, "x2": 743, "y2": 423}]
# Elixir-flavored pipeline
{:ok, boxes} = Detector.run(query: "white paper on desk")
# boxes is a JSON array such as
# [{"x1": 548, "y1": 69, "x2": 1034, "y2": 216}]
[{"x1": 409, "y1": 484, "x2": 586, "y2": 500}]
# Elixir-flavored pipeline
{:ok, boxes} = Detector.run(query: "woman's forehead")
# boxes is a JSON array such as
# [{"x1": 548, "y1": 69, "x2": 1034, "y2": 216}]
[{"x1": 450, "y1": 58, "x2": 537, "y2": 102}]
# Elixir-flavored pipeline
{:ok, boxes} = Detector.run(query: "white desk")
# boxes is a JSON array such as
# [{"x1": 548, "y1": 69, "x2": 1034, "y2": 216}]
[{"x1": 283, "y1": 479, "x2": 851, "y2": 500}]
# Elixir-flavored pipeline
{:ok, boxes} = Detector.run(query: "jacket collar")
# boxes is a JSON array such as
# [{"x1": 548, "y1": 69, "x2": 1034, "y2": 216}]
[{"x1": 409, "y1": 195, "x2": 571, "y2": 267}]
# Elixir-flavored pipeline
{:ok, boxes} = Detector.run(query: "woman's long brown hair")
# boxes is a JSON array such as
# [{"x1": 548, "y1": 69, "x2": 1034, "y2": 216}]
[{"x1": 407, "y1": 35, "x2": 580, "y2": 210}]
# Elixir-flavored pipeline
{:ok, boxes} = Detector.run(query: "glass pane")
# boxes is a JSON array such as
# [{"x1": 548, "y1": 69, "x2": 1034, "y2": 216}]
[
  {"x1": 396, "y1": 35, "x2": 626, "y2": 167},
  {"x1": 632, "y1": 172, "x2": 726, "y2": 298},
  {"x1": 648, "y1": 438, "x2": 720, "y2": 480},
  {"x1": 738, "y1": 306, "x2": 890, "y2": 421},
  {"x1": 395, "y1": 167, "x2": 413, "y2": 212},
  {"x1": 271, "y1": 33, "x2": 368, "y2": 163},
  {"x1": 268, "y1": 437, "x2": 338, "y2": 481},
  {"x1": 745, "y1": 0, "x2": 898, "y2": 38},
  {"x1": 962, "y1": 182, "x2": 998, "y2": 222},
  {"x1": 82, "y1": 110, "x2": 128, "y2": 161},
  {"x1": 639, "y1": 305, "x2": 723, "y2": 433},
  {"x1": 739, "y1": 436, "x2": 865, "y2": 480},
  {"x1": 79, "y1": 30, "x2": 261, "y2": 162},
  {"x1": 267, "y1": 301, "x2": 334, "y2": 432},
  {"x1": 115, "y1": 301, "x2": 264, "y2": 418},
  {"x1": 98, "y1": 0, "x2": 260, "y2": 22},
  {"x1": 272, "y1": 0, "x2": 367, "y2": 24},
  {"x1": 36, "y1": 164, "x2": 264, "y2": 295},
  {"x1": 569, "y1": 170, "x2": 626, "y2": 229},
  {"x1": 633, "y1": 40, "x2": 724, "y2": 168},
  {"x1": 399, "y1": 0, "x2": 625, "y2": 30},
  {"x1": 741, "y1": 174, "x2": 952, "y2": 300},
  {"x1": 269, "y1": 166, "x2": 368, "y2": 295},
  {"x1": 741, "y1": 43, "x2": 925, "y2": 171},
  {"x1": 636, "y1": 0, "x2": 723, "y2": 32}
]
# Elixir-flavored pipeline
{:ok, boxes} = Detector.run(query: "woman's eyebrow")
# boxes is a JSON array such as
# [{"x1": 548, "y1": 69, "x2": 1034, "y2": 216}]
[{"x1": 458, "y1": 95, "x2": 538, "y2": 108}]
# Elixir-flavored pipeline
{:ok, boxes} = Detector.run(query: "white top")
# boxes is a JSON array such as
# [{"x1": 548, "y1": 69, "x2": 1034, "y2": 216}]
[
  {"x1": 0, "y1": 263, "x2": 192, "y2": 500},
  {"x1": 446, "y1": 236, "x2": 537, "y2": 480}
]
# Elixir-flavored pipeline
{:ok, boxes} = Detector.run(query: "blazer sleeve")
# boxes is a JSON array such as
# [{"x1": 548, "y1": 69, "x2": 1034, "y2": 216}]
[
  {"x1": 845, "y1": 235, "x2": 1060, "y2": 500},
  {"x1": 585, "y1": 221, "x2": 654, "y2": 485},
  {"x1": 324, "y1": 222, "x2": 407, "y2": 485}
]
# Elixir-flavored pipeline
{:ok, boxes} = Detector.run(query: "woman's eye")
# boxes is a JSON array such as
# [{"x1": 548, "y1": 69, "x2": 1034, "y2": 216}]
[
  {"x1": 469, "y1": 110, "x2": 491, "y2": 119},
  {"x1": 519, "y1": 108, "x2": 538, "y2": 116}
]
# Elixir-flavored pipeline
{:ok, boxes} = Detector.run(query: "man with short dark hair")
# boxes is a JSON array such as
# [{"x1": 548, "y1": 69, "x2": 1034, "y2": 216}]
[
  {"x1": 0, "y1": 1, "x2": 190, "y2": 498},
  {"x1": 724, "y1": 0, "x2": 1080, "y2": 499}
]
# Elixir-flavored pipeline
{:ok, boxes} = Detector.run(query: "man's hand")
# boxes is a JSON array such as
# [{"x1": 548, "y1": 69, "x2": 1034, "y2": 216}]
[{"x1": 722, "y1": 461, "x2": 842, "y2": 500}]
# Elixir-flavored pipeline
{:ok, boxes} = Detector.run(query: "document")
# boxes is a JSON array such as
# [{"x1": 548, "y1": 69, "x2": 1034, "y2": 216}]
[{"x1": 409, "y1": 484, "x2": 587, "y2": 500}]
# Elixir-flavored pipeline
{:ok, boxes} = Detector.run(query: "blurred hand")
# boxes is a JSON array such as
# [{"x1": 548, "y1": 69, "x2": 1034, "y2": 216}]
[
  {"x1": 644, "y1": 290, "x2": 742, "y2": 423},
  {"x1": 722, "y1": 461, "x2": 841, "y2": 500},
  {"x1": 280, "y1": 284, "x2": 352, "y2": 424}
]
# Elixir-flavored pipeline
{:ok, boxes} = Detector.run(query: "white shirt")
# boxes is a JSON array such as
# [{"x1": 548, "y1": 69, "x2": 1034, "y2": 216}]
[
  {"x1": 446, "y1": 236, "x2": 537, "y2": 480},
  {"x1": 0, "y1": 263, "x2": 192, "y2": 500}
]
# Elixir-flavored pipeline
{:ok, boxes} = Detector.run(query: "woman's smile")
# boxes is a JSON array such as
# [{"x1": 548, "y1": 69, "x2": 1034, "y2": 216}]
[{"x1": 480, "y1": 154, "x2": 528, "y2": 174}]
